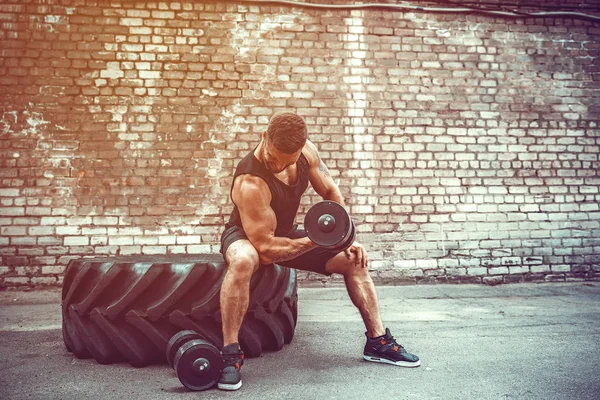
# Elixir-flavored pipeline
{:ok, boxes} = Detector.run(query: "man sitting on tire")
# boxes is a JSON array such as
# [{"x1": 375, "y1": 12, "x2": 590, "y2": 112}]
[{"x1": 218, "y1": 112, "x2": 420, "y2": 391}]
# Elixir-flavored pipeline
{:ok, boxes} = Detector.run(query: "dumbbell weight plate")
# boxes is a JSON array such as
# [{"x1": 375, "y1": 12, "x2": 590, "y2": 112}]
[
  {"x1": 331, "y1": 219, "x2": 356, "y2": 253},
  {"x1": 166, "y1": 330, "x2": 204, "y2": 367},
  {"x1": 174, "y1": 339, "x2": 223, "y2": 391},
  {"x1": 304, "y1": 201, "x2": 353, "y2": 250}
]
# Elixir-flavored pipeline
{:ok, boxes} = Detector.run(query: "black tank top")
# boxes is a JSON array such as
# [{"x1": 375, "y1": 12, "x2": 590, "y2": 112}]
[{"x1": 226, "y1": 148, "x2": 310, "y2": 236}]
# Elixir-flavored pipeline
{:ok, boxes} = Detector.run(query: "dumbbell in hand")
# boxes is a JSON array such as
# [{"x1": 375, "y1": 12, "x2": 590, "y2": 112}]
[{"x1": 304, "y1": 200, "x2": 356, "y2": 253}]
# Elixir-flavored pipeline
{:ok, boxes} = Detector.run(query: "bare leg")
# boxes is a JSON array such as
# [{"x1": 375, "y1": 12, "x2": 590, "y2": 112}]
[
  {"x1": 220, "y1": 240, "x2": 260, "y2": 346},
  {"x1": 326, "y1": 253, "x2": 385, "y2": 338},
  {"x1": 344, "y1": 269, "x2": 386, "y2": 338}
]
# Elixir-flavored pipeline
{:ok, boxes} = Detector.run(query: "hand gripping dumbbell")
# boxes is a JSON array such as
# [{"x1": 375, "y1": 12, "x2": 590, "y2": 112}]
[
  {"x1": 166, "y1": 330, "x2": 223, "y2": 391},
  {"x1": 304, "y1": 200, "x2": 356, "y2": 252}
]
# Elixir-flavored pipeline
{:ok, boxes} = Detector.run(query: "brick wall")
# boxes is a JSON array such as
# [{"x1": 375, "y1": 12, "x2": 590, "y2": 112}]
[{"x1": 1, "y1": 0, "x2": 599, "y2": 288}]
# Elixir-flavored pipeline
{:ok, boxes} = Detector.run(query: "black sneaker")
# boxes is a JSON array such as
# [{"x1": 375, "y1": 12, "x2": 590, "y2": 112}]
[
  {"x1": 218, "y1": 343, "x2": 244, "y2": 391},
  {"x1": 363, "y1": 328, "x2": 420, "y2": 367}
]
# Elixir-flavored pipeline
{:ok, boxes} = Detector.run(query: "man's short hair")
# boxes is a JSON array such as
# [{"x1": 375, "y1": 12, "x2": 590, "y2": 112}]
[{"x1": 266, "y1": 112, "x2": 307, "y2": 154}]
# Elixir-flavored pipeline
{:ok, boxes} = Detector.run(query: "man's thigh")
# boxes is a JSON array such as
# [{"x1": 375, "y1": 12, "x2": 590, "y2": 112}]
[{"x1": 278, "y1": 228, "x2": 340, "y2": 276}]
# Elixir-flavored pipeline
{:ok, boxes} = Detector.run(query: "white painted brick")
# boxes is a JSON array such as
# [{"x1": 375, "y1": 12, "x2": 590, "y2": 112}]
[
  {"x1": 120, "y1": 246, "x2": 141, "y2": 255},
  {"x1": 67, "y1": 217, "x2": 92, "y2": 225},
  {"x1": 127, "y1": 9, "x2": 150, "y2": 18},
  {"x1": 37, "y1": 237, "x2": 62, "y2": 246},
  {"x1": 42, "y1": 265, "x2": 65, "y2": 274},
  {"x1": 393, "y1": 260, "x2": 416, "y2": 268},
  {"x1": 447, "y1": 268, "x2": 467, "y2": 276},
  {"x1": 0, "y1": 207, "x2": 24, "y2": 216},
  {"x1": 91, "y1": 237, "x2": 108, "y2": 246},
  {"x1": 531, "y1": 265, "x2": 551, "y2": 273},
  {"x1": 93, "y1": 217, "x2": 118, "y2": 226},
  {"x1": 551, "y1": 264, "x2": 571, "y2": 272},
  {"x1": 168, "y1": 245, "x2": 187, "y2": 254},
  {"x1": 56, "y1": 226, "x2": 81, "y2": 235},
  {"x1": 109, "y1": 237, "x2": 133, "y2": 245},
  {"x1": 417, "y1": 259, "x2": 438, "y2": 269},
  {"x1": 135, "y1": 236, "x2": 159, "y2": 245},
  {"x1": 82, "y1": 227, "x2": 107, "y2": 235},
  {"x1": 140, "y1": 71, "x2": 162, "y2": 79},
  {"x1": 94, "y1": 246, "x2": 119, "y2": 255},
  {"x1": 4, "y1": 277, "x2": 29, "y2": 285},
  {"x1": 176, "y1": 235, "x2": 201, "y2": 245},
  {"x1": 489, "y1": 267, "x2": 509, "y2": 275},
  {"x1": 40, "y1": 217, "x2": 65, "y2": 225},
  {"x1": 120, "y1": 18, "x2": 143, "y2": 26},
  {"x1": 460, "y1": 258, "x2": 482, "y2": 267},
  {"x1": 64, "y1": 236, "x2": 89, "y2": 246},
  {"x1": 467, "y1": 267, "x2": 488, "y2": 276},
  {"x1": 187, "y1": 245, "x2": 212, "y2": 253},
  {"x1": 399, "y1": 269, "x2": 423, "y2": 277},
  {"x1": 143, "y1": 246, "x2": 167, "y2": 255},
  {"x1": 502, "y1": 257, "x2": 522, "y2": 265},
  {"x1": 509, "y1": 266, "x2": 529, "y2": 274},
  {"x1": 159, "y1": 236, "x2": 176, "y2": 245},
  {"x1": 118, "y1": 227, "x2": 144, "y2": 235},
  {"x1": 12, "y1": 237, "x2": 37, "y2": 245},
  {"x1": 152, "y1": 10, "x2": 175, "y2": 18},
  {"x1": 438, "y1": 258, "x2": 459, "y2": 268},
  {"x1": 0, "y1": 189, "x2": 20, "y2": 196},
  {"x1": 1, "y1": 226, "x2": 26, "y2": 235}
]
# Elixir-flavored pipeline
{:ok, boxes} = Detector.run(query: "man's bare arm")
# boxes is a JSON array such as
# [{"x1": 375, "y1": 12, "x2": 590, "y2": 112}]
[
  {"x1": 232, "y1": 175, "x2": 318, "y2": 265},
  {"x1": 304, "y1": 140, "x2": 345, "y2": 206}
]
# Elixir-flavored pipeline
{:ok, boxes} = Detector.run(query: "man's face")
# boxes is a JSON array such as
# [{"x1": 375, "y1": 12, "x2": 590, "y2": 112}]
[{"x1": 262, "y1": 137, "x2": 303, "y2": 174}]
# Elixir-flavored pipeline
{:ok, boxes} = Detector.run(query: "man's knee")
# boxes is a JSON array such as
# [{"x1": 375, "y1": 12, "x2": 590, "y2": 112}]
[
  {"x1": 343, "y1": 262, "x2": 371, "y2": 279},
  {"x1": 230, "y1": 254, "x2": 259, "y2": 275},
  {"x1": 326, "y1": 251, "x2": 371, "y2": 277},
  {"x1": 226, "y1": 242, "x2": 260, "y2": 280}
]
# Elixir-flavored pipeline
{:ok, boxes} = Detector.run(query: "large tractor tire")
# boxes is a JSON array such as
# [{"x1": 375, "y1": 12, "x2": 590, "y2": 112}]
[{"x1": 61, "y1": 254, "x2": 298, "y2": 367}]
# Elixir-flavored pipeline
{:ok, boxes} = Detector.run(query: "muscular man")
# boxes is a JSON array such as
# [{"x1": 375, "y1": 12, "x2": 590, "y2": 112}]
[{"x1": 217, "y1": 113, "x2": 420, "y2": 391}]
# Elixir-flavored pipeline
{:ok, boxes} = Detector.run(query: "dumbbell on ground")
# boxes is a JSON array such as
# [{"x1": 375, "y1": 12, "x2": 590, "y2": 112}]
[{"x1": 166, "y1": 330, "x2": 223, "y2": 391}]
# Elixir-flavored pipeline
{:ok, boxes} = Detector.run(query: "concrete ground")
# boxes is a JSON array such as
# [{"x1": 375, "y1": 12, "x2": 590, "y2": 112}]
[{"x1": 0, "y1": 282, "x2": 599, "y2": 400}]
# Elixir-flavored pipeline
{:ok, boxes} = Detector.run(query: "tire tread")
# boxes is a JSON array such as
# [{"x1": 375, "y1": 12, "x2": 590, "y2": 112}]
[{"x1": 61, "y1": 255, "x2": 298, "y2": 367}]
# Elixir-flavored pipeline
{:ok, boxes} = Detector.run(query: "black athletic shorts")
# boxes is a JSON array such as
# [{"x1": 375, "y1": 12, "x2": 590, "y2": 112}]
[{"x1": 219, "y1": 224, "x2": 340, "y2": 276}]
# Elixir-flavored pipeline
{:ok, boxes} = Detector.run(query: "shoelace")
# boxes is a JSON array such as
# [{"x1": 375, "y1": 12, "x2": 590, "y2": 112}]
[
  {"x1": 377, "y1": 335, "x2": 405, "y2": 352},
  {"x1": 222, "y1": 352, "x2": 244, "y2": 369}
]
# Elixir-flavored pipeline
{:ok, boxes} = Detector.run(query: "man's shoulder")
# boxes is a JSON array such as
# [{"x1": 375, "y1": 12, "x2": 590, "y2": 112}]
[
  {"x1": 234, "y1": 173, "x2": 267, "y2": 188},
  {"x1": 302, "y1": 140, "x2": 319, "y2": 166},
  {"x1": 232, "y1": 173, "x2": 270, "y2": 196},
  {"x1": 231, "y1": 173, "x2": 271, "y2": 206}
]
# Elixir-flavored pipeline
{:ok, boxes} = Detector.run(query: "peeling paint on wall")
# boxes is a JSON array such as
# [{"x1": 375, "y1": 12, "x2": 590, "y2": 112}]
[
  {"x1": 44, "y1": 15, "x2": 68, "y2": 24},
  {"x1": 0, "y1": 111, "x2": 19, "y2": 135},
  {"x1": 42, "y1": 14, "x2": 68, "y2": 32},
  {"x1": 24, "y1": 110, "x2": 51, "y2": 136}
]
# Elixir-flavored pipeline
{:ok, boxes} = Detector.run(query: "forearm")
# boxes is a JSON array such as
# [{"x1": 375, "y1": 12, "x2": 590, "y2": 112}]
[
  {"x1": 258, "y1": 236, "x2": 318, "y2": 264},
  {"x1": 324, "y1": 188, "x2": 346, "y2": 207}
]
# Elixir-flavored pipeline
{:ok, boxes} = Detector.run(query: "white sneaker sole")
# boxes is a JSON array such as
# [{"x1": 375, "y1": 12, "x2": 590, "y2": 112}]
[
  {"x1": 218, "y1": 380, "x2": 242, "y2": 391},
  {"x1": 363, "y1": 355, "x2": 421, "y2": 368}
]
